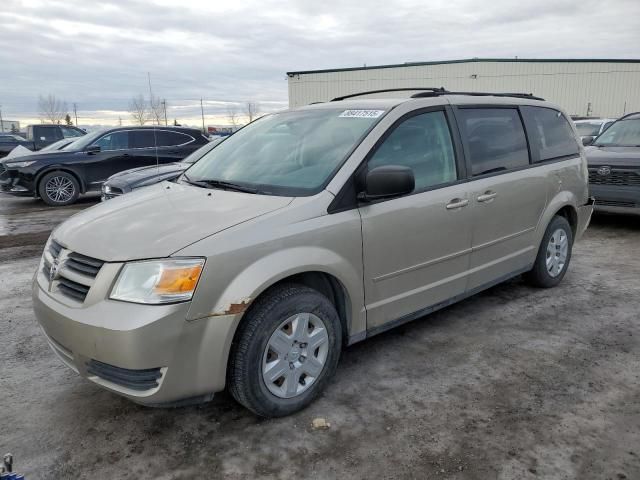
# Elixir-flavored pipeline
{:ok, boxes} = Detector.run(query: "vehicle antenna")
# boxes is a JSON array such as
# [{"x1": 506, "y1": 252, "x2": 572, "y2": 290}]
[{"x1": 148, "y1": 72, "x2": 159, "y2": 172}]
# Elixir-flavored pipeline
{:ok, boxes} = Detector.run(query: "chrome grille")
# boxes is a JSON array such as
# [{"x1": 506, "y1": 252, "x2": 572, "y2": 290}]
[
  {"x1": 66, "y1": 252, "x2": 104, "y2": 276},
  {"x1": 589, "y1": 169, "x2": 640, "y2": 186},
  {"x1": 42, "y1": 240, "x2": 104, "y2": 303}
]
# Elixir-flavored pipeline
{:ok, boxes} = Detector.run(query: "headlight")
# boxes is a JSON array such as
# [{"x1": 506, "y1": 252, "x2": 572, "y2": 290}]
[
  {"x1": 110, "y1": 258, "x2": 205, "y2": 304},
  {"x1": 5, "y1": 160, "x2": 36, "y2": 168},
  {"x1": 102, "y1": 184, "x2": 111, "y2": 194}
]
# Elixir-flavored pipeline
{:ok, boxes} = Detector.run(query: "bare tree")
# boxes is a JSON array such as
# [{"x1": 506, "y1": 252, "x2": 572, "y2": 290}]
[
  {"x1": 227, "y1": 104, "x2": 240, "y2": 127},
  {"x1": 149, "y1": 94, "x2": 164, "y2": 125},
  {"x1": 38, "y1": 94, "x2": 68, "y2": 124},
  {"x1": 244, "y1": 101, "x2": 260, "y2": 123},
  {"x1": 128, "y1": 94, "x2": 148, "y2": 125}
]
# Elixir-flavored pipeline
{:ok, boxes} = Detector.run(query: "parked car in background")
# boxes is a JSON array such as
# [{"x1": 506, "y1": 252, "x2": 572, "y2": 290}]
[
  {"x1": 0, "y1": 133, "x2": 35, "y2": 158},
  {"x1": 101, "y1": 137, "x2": 223, "y2": 200},
  {"x1": 0, "y1": 126, "x2": 208, "y2": 205},
  {"x1": 574, "y1": 118, "x2": 616, "y2": 144},
  {"x1": 26, "y1": 124, "x2": 86, "y2": 150},
  {"x1": 32, "y1": 90, "x2": 593, "y2": 417},
  {"x1": 585, "y1": 112, "x2": 640, "y2": 214}
]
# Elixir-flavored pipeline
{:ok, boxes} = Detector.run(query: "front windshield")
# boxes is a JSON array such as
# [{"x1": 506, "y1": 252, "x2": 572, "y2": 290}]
[
  {"x1": 62, "y1": 129, "x2": 106, "y2": 151},
  {"x1": 594, "y1": 118, "x2": 640, "y2": 147},
  {"x1": 41, "y1": 138, "x2": 74, "y2": 152},
  {"x1": 184, "y1": 107, "x2": 386, "y2": 195},
  {"x1": 574, "y1": 122, "x2": 601, "y2": 136}
]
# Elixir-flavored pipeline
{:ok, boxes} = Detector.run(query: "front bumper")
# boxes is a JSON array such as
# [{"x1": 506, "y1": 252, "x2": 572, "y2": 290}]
[
  {"x1": 0, "y1": 166, "x2": 35, "y2": 196},
  {"x1": 590, "y1": 184, "x2": 640, "y2": 214},
  {"x1": 32, "y1": 266, "x2": 241, "y2": 406}
]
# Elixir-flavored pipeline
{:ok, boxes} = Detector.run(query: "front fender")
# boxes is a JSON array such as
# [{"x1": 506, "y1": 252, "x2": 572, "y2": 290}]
[{"x1": 188, "y1": 246, "x2": 364, "y2": 333}]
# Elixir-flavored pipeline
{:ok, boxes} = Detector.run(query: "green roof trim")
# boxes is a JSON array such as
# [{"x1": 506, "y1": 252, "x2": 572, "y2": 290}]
[{"x1": 286, "y1": 58, "x2": 640, "y2": 76}]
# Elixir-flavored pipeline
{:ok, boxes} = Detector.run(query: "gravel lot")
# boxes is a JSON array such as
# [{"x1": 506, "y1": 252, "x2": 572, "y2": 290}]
[{"x1": 1, "y1": 195, "x2": 639, "y2": 480}]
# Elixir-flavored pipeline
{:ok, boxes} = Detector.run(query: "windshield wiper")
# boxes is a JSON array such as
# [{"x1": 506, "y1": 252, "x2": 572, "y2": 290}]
[
  {"x1": 200, "y1": 179, "x2": 259, "y2": 194},
  {"x1": 180, "y1": 173, "x2": 210, "y2": 189},
  {"x1": 181, "y1": 174, "x2": 258, "y2": 193}
]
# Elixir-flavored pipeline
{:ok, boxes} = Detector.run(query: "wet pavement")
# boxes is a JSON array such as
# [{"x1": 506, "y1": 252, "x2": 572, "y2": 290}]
[{"x1": 0, "y1": 195, "x2": 639, "y2": 479}]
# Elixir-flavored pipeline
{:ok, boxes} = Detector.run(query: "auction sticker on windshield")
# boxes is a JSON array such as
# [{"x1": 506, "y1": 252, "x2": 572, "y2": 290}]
[{"x1": 339, "y1": 110, "x2": 385, "y2": 118}]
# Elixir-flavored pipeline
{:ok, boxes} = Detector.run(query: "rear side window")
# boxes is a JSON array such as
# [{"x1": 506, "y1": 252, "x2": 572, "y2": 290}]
[
  {"x1": 457, "y1": 108, "x2": 529, "y2": 176},
  {"x1": 521, "y1": 107, "x2": 579, "y2": 162},
  {"x1": 157, "y1": 131, "x2": 192, "y2": 147},
  {"x1": 368, "y1": 110, "x2": 457, "y2": 191},
  {"x1": 131, "y1": 130, "x2": 158, "y2": 149}
]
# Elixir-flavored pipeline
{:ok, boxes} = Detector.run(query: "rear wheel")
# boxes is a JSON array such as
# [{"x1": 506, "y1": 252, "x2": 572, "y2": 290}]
[
  {"x1": 525, "y1": 215, "x2": 573, "y2": 288},
  {"x1": 38, "y1": 171, "x2": 80, "y2": 206},
  {"x1": 228, "y1": 284, "x2": 342, "y2": 417}
]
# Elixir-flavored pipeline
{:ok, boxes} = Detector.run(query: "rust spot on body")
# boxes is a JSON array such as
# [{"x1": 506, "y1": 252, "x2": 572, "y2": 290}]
[{"x1": 210, "y1": 299, "x2": 252, "y2": 317}]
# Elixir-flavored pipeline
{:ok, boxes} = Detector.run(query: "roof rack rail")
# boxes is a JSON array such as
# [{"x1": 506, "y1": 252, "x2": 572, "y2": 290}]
[
  {"x1": 617, "y1": 111, "x2": 640, "y2": 121},
  {"x1": 410, "y1": 90, "x2": 545, "y2": 101},
  {"x1": 331, "y1": 87, "x2": 446, "y2": 102}
]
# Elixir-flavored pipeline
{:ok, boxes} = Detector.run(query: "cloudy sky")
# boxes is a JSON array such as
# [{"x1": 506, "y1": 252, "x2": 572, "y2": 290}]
[{"x1": 1, "y1": 0, "x2": 639, "y2": 127}]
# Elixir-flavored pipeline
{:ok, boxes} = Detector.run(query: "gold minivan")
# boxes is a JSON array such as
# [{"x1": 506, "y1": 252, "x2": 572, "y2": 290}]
[{"x1": 33, "y1": 89, "x2": 594, "y2": 417}]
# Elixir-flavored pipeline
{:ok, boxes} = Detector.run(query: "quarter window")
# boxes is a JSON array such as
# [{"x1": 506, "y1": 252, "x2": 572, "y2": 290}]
[
  {"x1": 521, "y1": 106, "x2": 579, "y2": 162},
  {"x1": 93, "y1": 131, "x2": 129, "y2": 150},
  {"x1": 457, "y1": 108, "x2": 529, "y2": 176},
  {"x1": 368, "y1": 110, "x2": 457, "y2": 191},
  {"x1": 157, "y1": 131, "x2": 192, "y2": 147}
]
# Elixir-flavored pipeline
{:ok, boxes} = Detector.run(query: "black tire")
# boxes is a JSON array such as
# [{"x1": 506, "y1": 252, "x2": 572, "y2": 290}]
[
  {"x1": 228, "y1": 283, "x2": 342, "y2": 417},
  {"x1": 525, "y1": 215, "x2": 573, "y2": 288},
  {"x1": 38, "y1": 171, "x2": 80, "y2": 206}
]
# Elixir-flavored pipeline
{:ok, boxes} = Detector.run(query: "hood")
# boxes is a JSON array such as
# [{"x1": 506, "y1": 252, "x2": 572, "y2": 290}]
[
  {"x1": 1, "y1": 149, "x2": 75, "y2": 164},
  {"x1": 107, "y1": 163, "x2": 188, "y2": 188},
  {"x1": 53, "y1": 182, "x2": 293, "y2": 261},
  {"x1": 585, "y1": 145, "x2": 640, "y2": 167}
]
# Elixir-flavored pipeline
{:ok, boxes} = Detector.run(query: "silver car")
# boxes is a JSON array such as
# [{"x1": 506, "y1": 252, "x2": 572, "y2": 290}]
[{"x1": 33, "y1": 90, "x2": 594, "y2": 417}]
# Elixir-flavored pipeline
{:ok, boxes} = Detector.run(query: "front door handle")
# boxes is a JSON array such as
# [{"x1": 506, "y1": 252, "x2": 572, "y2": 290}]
[
  {"x1": 477, "y1": 191, "x2": 497, "y2": 203},
  {"x1": 446, "y1": 198, "x2": 469, "y2": 210}
]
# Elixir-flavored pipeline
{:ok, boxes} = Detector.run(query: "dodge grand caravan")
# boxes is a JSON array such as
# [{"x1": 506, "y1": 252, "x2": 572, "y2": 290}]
[{"x1": 33, "y1": 89, "x2": 594, "y2": 417}]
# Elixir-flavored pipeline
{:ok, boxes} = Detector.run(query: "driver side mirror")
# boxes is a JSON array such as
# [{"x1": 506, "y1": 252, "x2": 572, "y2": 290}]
[
  {"x1": 86, "y1": 145, "x2": 101, "y2": 154},
  {"x1": 358, "y1": 165, "x2": 415, "y2": 202},
  {"x1": 582, "y1": 136, "x2": 595, "y2": 146}
]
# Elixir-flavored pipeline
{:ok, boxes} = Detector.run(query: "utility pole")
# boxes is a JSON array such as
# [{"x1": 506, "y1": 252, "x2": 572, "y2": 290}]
[
  {"x1": 0, "y1": 105, "x2": 4, "y2": 132},
  {"x1": 200, "y1": 98, "x2": 205, "y2": 134},
  {"x1": 73, "y1": 103, "x2": 78, "y2": 126},
  {"x1": 162, "y1": 99, "x2": 168, "y2": 126},
  {"x1": 147, "y1": 71, "x2": 156, "y2": 124}
]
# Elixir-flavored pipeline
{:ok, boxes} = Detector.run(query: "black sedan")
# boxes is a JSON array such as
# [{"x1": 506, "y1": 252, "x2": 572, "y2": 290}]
[
  {"x1": 0, "y1": 126, "x2": 208, "y2": 206},
  {"x1": 101, "y1": 138, "x2": 223, "y2": 200}
]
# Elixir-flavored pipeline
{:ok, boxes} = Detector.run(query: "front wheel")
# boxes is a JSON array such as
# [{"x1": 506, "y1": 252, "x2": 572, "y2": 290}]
[
  {"x1": 38, "y1": 171, "x2": 80, "y2": 206},
  {"x1": 228, "y1": 284, "x2": 342, "y2": 417},
  {"x1": 525, "y1": 215, "x2": 573, "y2": 288}
]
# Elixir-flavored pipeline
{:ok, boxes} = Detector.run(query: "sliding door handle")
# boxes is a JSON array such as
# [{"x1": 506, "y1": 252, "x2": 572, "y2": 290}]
[
  {"x1": 446, "y1": 198, "x2": 469, "y2": 210},
  {"x1": 477, "y1": 191, "x2": 497, "y2": 203}
]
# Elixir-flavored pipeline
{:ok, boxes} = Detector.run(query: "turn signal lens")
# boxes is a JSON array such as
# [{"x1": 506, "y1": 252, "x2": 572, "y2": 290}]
[{"x1": 154, "y1": 265, "x2": 203, "y2": 295}]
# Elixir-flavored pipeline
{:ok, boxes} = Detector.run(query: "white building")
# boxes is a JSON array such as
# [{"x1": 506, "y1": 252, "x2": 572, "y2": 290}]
[
  {"x1": 0, "y1": 120, "x2": 20, "y2": 133},
  {"x1": 287, "y1": 58, "x2": 640, "y2": 118}
]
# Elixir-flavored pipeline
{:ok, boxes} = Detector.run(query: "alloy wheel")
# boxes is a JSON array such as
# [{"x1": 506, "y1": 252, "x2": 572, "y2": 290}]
[{"x1": 45, "y1": 176, "x2": 75, "y2": 203}]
